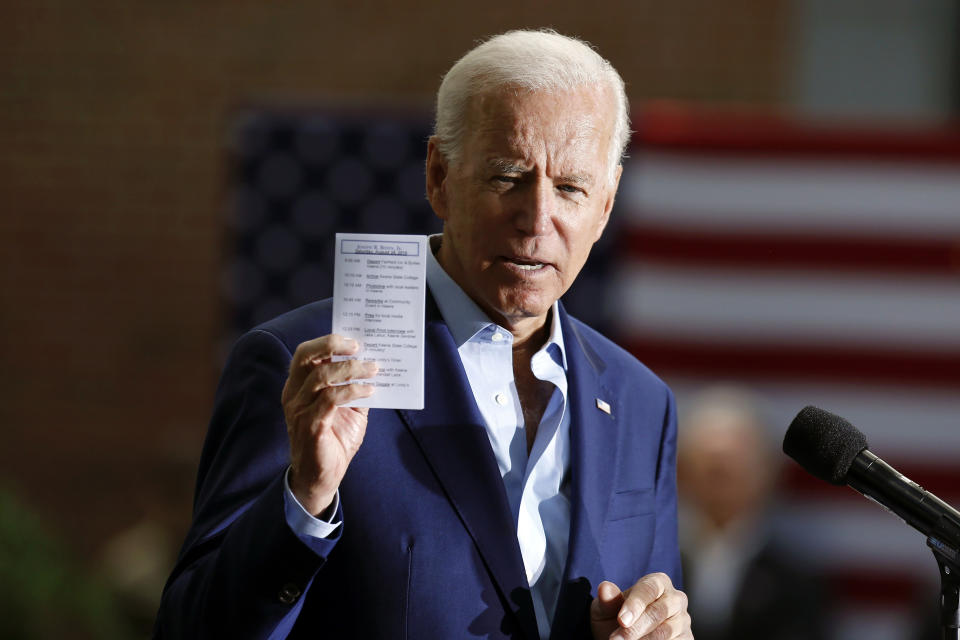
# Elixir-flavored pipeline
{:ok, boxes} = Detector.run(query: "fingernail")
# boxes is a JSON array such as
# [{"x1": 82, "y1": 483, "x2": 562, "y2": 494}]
[
  {"x1": 347, "y1": 338, "x2": 359, "y2": 350},
  {"x1": 619, "y1": 610, "x2": 634, "y2": 627},
  {"x1": 365, "y1": 361, "x2": 378, "y2": 374}
]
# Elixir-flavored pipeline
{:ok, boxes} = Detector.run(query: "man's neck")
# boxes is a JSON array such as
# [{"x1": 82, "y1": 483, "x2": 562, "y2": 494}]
[
  {"x1": 511, "y1": 317, "x2": 555, "y2": 452},
  {"x1": 430, "y1": 234, "x2": 557, "y2": 450},
  {"x1": 433, "y1": 234, "x2": 550, "y2": 349}
]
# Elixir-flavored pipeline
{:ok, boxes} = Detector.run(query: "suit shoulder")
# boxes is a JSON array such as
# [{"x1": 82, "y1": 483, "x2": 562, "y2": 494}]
[
  {"x1": 565, "y1": 314, "x2": 671, "y2": 393},
  {"x1": 241, "y1": 299, "x2": 334, "y2": 353}
]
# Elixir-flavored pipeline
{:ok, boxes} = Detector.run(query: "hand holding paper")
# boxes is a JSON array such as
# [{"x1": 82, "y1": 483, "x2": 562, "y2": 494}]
[
  {"x1": 281, "y1": 334, "x2": 377, "y2": 516},
  {"x1": 282, "y1": 233, "x2": 427, "y2": 516}
]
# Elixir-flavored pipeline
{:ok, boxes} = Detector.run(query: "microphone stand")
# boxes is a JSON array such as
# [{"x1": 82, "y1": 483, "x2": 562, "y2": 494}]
[{"x1": 928, "y1": 536, "x2": 960, "y2": 640}]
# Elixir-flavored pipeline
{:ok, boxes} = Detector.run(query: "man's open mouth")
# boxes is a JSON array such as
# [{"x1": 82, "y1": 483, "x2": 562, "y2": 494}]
[{"x1": 506, "y1": 257, "x2": 549, "y2": 271}]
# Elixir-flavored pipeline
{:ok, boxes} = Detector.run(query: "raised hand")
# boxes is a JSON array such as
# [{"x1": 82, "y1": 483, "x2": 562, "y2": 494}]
[{"x1": 282, "y1": 334, "x2": 378, "y2": 516}]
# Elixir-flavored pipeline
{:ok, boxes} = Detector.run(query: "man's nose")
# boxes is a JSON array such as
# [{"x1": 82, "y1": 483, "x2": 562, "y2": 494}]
[{"x1": 514, "y1": 179, "x2": 554, "y2": 236}]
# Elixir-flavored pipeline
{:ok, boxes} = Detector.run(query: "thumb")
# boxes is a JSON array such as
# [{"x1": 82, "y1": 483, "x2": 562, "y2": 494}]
[{"x1": 590, "y1": 580, "x2": 624, "y2": 622}]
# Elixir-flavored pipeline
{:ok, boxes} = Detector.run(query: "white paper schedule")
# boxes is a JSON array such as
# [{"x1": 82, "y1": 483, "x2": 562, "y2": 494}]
[{"x1": 332, "y1": 233, "x2": 427, "y2": 410}]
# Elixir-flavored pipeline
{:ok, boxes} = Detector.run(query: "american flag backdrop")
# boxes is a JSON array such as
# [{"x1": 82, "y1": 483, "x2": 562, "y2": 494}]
[
  {"x1": 223, "y1": 103, "x2": 960, "y2": 640},
  {"x1": 616, "y1": 103, "x2": 960, "y2": 640},
  {"x1": 222, "y1": 109, "x2": 439, "y2": 347}
]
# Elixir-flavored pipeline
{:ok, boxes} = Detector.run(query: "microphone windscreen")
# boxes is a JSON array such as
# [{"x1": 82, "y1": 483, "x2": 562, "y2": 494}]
[{"x1": 783, "y1": 406, "x2": 869, "y2": 485}]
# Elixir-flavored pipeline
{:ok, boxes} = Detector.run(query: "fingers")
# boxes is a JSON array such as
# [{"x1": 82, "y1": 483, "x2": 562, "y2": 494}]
[
  {"x1": 284, "y1": 335, "x2": 378, "y2": 406},
  {"x1": 647, "y1": 608, "x2": 691, "y2": 640},
  {"x1": 611, "y1": 573, "x2": 690, "y2": 640},
  {"x1": 286, "y1": 361, "x2": 377, "y2": 427},
  {"x1": 617, "y1": 572, "x2": 666, "y2": 630},
  {"x1": 305, "y1": 358, "x2": 378, "y2": 392},
  {"x1": 314, "y1": 376, "x2": 376, "y2": 418},
  {"x1": 286, "y1": 334, "x2": 362, "y2": 392},
  {"x1": 591, "y1": 581, "x2": 624, "y2": 622}
]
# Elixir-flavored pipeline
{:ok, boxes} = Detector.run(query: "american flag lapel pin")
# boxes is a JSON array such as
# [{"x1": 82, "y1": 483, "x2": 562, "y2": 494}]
[{"x1": 596, "y1": 398, "x2": 612, "y2": 415}]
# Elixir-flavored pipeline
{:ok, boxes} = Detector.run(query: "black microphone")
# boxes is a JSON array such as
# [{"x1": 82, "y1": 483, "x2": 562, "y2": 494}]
[{"x1": 783, "y1": 405, "x2": 960, "y2": 551}]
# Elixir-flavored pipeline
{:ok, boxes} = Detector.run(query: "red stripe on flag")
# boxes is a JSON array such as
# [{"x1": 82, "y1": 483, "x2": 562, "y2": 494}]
[
  {"x1": 633, "y1": 101, "x2": 960, "y2": 162},
  {"x1": 622, "y1": 336, "x2": 960, "y2": 389},
  {"x1": 616, "y1": 224, "x2": 960, "y2": 275},
  {"x1": 826, "y1": 567, "x2": 929, "y2": 609}
]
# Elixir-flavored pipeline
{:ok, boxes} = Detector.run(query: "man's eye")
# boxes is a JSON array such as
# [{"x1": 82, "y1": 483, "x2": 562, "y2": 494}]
[
  {"x1": 557, "y1": 184, "x2": 583, "y2": 194},
  {"x1": 493, "y1": 175, "x2": 520, "y2": 184}
]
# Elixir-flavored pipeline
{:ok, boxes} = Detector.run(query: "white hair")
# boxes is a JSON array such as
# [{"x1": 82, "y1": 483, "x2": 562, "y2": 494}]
[{"x1": 433, "y1": 29, "x2": 630, "y2": 183}]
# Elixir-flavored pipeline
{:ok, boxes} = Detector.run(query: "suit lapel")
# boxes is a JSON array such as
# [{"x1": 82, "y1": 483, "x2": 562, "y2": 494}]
[
  {"x1": 397, "y1": 295, "x2": 539, "y2": 640},
  {"x1": 552, "y1": 310, "x2": 620, "y2": 638}
]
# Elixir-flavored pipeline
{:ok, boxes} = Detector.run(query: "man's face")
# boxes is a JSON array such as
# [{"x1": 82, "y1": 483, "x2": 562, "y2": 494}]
[
  {"x1": 678, "y1": 415, "x2": 771, "y2": 529},
  {"x1": 427, "y1": 85, "x2": 621, "y2": 335}
]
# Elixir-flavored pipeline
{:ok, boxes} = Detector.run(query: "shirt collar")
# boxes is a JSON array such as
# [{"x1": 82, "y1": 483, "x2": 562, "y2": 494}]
[{"x1": 426, "y1": 234, "x2": 567, "y2": 369}]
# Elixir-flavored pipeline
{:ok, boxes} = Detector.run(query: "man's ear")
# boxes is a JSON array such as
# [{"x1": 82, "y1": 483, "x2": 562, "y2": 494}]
[
  {"x1": 425, "y1": 137, "x2": 450, "y2": 222},
  {"x1": 593, "y1": 164, "x2": 622, "y2": 241}
]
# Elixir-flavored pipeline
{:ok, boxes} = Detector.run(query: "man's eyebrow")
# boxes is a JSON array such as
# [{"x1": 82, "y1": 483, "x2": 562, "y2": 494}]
[
  {"x1": 486, "y1": 159, "x2": 594, "y2": 184},
  {"x1": 486, "y1": 158, "x2": 529, "y2": 173},
  {"x1": 560, "y1": 173, "x2": 592, "y2": 185}
]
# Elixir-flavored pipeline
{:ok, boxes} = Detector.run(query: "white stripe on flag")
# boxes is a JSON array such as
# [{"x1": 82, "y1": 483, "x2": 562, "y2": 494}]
[
  {"x1": 670, "y1": 378, "x2": 960, "y2": 463},
  {"x1": 610, "y1": 263, "x2": 960, "y2": 350},
  {"x1": 622, "y1": 152, "x2": 960, "y2": 236}
]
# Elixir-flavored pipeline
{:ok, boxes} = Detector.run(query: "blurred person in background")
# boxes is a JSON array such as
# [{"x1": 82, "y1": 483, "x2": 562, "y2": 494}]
[
  {"x1": 154, "y1": 29, "x2": 691, "y2": 640},
  {"x1": 678, "y1": 386, "x2": 828, "y2": 640}
]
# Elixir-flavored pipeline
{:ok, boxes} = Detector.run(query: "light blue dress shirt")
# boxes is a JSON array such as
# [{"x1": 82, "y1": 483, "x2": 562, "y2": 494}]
[
  {"x1": 284, "y1": 239, "x2": 572, "y2": 640},
  {"x1": 425, "y1": 241, "x2": 572, "y2": 640}
]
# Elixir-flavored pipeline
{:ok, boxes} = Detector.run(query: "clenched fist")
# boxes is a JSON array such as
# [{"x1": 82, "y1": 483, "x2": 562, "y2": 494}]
[{"x1": 591, "y1": 573, "x2": 692, "y2": 640}]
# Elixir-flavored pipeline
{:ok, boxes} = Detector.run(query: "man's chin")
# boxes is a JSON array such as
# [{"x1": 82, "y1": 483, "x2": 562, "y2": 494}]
[{"x1": 493, "y1": 294, "x2": 555, "y2": 327}]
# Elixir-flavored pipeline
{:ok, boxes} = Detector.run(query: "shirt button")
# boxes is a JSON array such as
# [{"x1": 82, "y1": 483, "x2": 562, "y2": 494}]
[
  {"x1": 278, "y1": 582, "x2": 302, "y2": 604},
  {"x1": 491, "y1": 332, "x2": 504, "y2": 342},
  {"x1": 495, "y1": 392, "x2": 508, "y2": 406}
]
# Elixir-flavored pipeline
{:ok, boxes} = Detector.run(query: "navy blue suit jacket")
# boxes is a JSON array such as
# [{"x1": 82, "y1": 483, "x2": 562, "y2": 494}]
[{"x1": 155, "y1": 294, "x2": 680, "y2": 639}]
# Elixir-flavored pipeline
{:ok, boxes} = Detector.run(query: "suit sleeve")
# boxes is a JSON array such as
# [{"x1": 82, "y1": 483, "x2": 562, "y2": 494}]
[{"x1": 153, "y1": 329, "x2": 341, "y2": 639}]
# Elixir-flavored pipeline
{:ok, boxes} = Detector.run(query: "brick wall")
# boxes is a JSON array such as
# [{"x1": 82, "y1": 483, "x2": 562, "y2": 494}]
[{"x1": 0, "y1": 0, "x2": 788, "y2": 614}]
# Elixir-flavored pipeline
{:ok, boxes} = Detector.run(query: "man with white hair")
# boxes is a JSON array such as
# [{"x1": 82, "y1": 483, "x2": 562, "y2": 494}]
[{"x1": 156, "y1": 29, "x2": 691, "y2": 639}]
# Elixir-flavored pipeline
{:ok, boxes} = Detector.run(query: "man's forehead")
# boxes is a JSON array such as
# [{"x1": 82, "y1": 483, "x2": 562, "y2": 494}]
[{"x1": 462, "y1": 86, "x2": 614, "y2": 164}]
